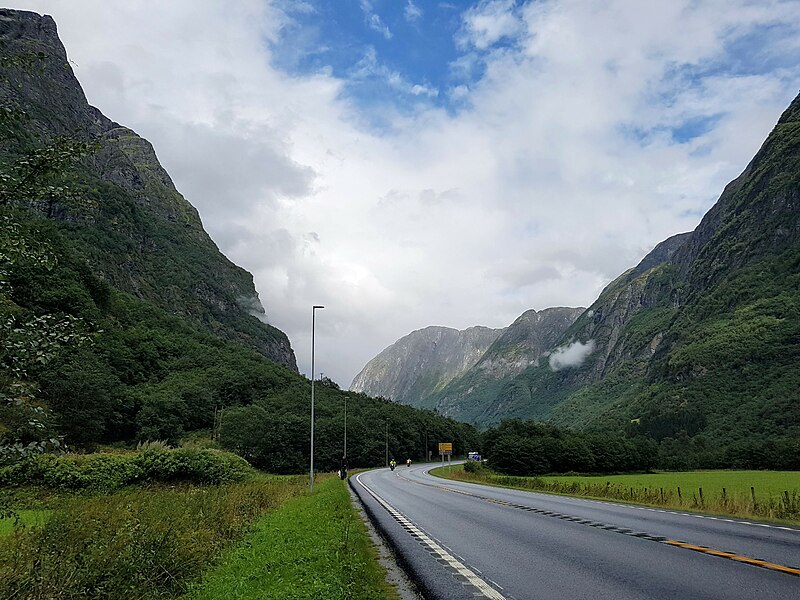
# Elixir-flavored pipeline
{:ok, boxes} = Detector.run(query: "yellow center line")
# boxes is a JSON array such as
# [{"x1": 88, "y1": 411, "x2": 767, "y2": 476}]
[
  {"x1": 408, "y1": 470, "x2": 800, "y2": 578},
  {"x1": 664, "y1": 540, "x2": 800, "y2": 576}
]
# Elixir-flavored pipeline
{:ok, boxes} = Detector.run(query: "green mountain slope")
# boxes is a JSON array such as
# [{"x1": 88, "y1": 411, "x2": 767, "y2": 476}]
[
  {"x1": 430, "y1": 307, "x2": 585, "y2": 422},
  {"x1": 349, "y1": 325, "x2": 504, "y2": 409},
  {"x1": 0, "y1": 9, "x2": 479, "y2": 467},
  {"x1": 0, "y1": 9, "x2": 295, "y2": 369},
  {"x1": 480, "y1": 92, "x2": 800, "y2": 465}
]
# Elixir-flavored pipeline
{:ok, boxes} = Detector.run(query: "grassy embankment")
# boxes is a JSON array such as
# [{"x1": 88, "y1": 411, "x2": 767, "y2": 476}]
[
  {"x1": 190, "y1": 475, "x2": 397, "y2": 600},
  {"x1": 433, "y1": 465, "x2": 800, "y2": 524},
  {"x1": 0, "y1": 450, "x2": 396, "y2": 599}
]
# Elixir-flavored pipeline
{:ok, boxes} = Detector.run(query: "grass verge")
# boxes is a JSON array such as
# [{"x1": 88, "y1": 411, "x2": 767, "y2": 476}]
[
  {"x1": 432, "y1": 465, "x2": 800, "y2": 525},
  {"x1": 0, "y1": 509, "x2": 51, "y2": 536},
  {"x1": 188, "y1": 474, "x2": 398, "y2": 600},
  {"x1": 0, "y1": 475, "x2": 307, "y2": 598}
]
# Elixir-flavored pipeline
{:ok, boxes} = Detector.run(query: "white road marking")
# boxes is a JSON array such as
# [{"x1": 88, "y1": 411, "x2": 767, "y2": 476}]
[
  {"x1": 420, "y1": 470, "x2": 800, "y2": 534},
  {"x1": 355, "y1": 472, "x2": 507, "y2": 600}
]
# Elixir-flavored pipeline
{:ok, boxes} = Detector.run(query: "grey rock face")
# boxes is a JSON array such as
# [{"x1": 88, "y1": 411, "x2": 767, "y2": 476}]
[
  {"x1": 470, "y1": 307, "x2": 587, "y2": 379},
  {"x1": 430, "y1": 307, "x2": 584, "y2": 422},
  {"x1": 350, "y1": 325, "x2": 504, "y2": 407},
  {"x1": 352, "y1": 307, "x2": 585, "y2": 422}
]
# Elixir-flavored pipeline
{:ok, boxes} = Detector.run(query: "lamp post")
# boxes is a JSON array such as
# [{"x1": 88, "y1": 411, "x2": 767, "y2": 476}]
[
  {"x1": 310, "y1": 305, "x2": 324, "y2": 492},
  {"x1": 344, "y1": 394, "x2": 347, "y2": 459}
]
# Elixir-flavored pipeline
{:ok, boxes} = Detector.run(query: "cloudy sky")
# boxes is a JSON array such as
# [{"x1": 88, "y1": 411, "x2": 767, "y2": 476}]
[{"x1": 9, "y1": 0, "x2": 800, "y2": 386}]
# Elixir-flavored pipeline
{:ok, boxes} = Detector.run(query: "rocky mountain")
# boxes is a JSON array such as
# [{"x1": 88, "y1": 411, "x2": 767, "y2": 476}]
[
  {"x1": 0, "y1": 9, "x2": 296, "y2": 370},
  {"x1": 350, "y1": 325, "x2": 503, "y2": 408},
  {"x1": 477, "y1": 92, "x2": 800, "y2": 464},
  {"x1": 429, "y1": 307, "x2": 584, "y2": 422},
  {"x1": 1, "y1": 9, "x2": 313, "y2": 449},
  {"x1": 353, "y1": 91, "x2": 800, "y2": 466},
  {"x1": 351, "y1": 306, "x2": 584, "y2": 418}
]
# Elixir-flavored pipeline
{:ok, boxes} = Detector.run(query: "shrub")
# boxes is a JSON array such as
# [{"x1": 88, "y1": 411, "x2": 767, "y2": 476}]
[
  {"x1": 0, "y1": 477, "x2": 307, "y2": 598},
  {"x1": 135, "y1": 448, "x2": 252, "y2": 484},
  {"x1": 463, "y1": 459, "x2": 484, "y2": 474},
  {"x1": 0, "y1": 448, "x2": 252, "y2": 491}
]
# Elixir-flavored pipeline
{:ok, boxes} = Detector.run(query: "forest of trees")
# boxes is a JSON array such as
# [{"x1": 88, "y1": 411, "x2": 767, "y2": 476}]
[
  {"x1": 480, "y1": 419, "x2": 800, "y2": 475},
  {"x1": 0, "y1": 208, "x2": 478, "y2": 472}
]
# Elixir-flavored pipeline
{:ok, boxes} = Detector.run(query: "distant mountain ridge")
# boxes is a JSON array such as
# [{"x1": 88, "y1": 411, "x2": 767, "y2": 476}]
[
  {"x1": 351, "y1": 307, "x2": 584, "y2": 414},
  {"x1": 351, "y1": 92, "x2": 800, "y2": 466},
  {"x1": 430, "y1": 307, "x2": 585, "y2": 422},
  {"x1": 350, "y1": 325, "x2": 503, "y2": 407}
]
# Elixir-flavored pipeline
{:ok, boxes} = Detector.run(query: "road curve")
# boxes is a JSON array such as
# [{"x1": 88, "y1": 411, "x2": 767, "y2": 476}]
[{"x1": 351, "y1": 463, "x2": 800, "y2": 600}]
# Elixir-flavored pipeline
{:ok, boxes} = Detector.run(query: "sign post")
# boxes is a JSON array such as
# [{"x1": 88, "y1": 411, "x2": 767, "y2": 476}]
[{"x1": 438, "y1": 442, "x2": 453, "y2": 470}]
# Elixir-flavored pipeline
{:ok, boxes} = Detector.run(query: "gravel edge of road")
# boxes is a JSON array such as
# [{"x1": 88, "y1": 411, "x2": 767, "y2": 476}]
[{"x1": 348, "y1": 475, "x2": 425, "y2": 600}]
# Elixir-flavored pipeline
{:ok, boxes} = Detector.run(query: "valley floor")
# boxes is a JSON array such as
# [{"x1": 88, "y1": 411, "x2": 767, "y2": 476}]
[{"x1": 435, "y1": 466, "x2": 800, "y2": 525}]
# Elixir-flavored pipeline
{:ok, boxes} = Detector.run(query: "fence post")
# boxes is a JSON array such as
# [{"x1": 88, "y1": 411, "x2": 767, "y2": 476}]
[
  {"x1": 677, "y1": 486, "x2": 682, "y2": 501},
  {"x1": 751, "y1": 486, "x2": 756, "y2": 508},
  {"x1": 699, "y1": 487, "x2": 704, "y2": 506},
  {"x1": 660, "y1": 488, "x2": 664, "y2": 503}
]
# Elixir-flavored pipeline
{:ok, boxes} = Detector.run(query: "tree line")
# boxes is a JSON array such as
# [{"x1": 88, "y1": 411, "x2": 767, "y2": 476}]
[{"x1": 479, "y1": 419, "x2": 800, "y2": 475}]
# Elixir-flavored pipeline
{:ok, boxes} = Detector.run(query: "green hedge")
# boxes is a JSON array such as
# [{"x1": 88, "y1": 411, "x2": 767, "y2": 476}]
[{"x1": 0, "y1": 448, "x2": 252, "y2": 491}]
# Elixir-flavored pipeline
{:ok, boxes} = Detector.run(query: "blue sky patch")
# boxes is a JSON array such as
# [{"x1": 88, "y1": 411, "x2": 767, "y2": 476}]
[
  {"x1": 670, "y1": 113, "x2": 724, "y2": 143},
  {"x1": 270, "y1": 1, "x2": 497, "y2": 115}
]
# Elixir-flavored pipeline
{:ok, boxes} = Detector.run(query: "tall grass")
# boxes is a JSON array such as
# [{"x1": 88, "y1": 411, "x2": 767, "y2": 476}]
[
  {"x1": 441, "y1": 467, "x2": 800, "y2": 523},
  {"x1": 0, "y1": 509, "x2": 50, "y2": 536},
  {"x1": 0, "y1": 477, "x2": 306, "y2": 599},
  {"x1": 190, "y1": 475, "x2": 398, "y2": 600}
]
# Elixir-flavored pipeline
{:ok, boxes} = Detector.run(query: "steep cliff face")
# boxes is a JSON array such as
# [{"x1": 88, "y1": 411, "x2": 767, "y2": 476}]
[
  {"x1": 350, "y1": 325, "x2": 503, "y2": 407},
  {"x1": 672, "y1": 94, "x2": 800, "y2": 294},
  {"x1": 486, "y1": 92, "x2": 800, "y2": 443},
  {"x1": 472, "y1": 237, "x2": 689, "y2": 426},
  {"x1": 429, "y1": 307, "x2": 584, "y2": 423},
  {"x1": 352, "y1": 307, "x2": 584, "y2": 422},
  {"x1": 0, "y1": 9, "x2": 296, "y2": 370},
  {"x1": 418, "y1": 92, "x2": 799, "y2": 435}
]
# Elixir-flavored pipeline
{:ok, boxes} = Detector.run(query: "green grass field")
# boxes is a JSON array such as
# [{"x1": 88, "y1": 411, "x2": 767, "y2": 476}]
[
  {"x1": 189, "y1": 474, "x2": 398, "y2": 600},
  {"x1": 0, "y1": 510, "x2": 51, "y2": 536},
  {"x1": 541, "y1": 470, "x2": 800, "y2": 499},
  {"x1": 1, "y1": 448, "x2": 400, "y2": 599},
  {"x1": 435, "y1": 466, "x2": 800, "y2": 524}
]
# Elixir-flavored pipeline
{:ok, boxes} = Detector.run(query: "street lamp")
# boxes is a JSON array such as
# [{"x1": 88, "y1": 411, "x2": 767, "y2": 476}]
[
  {"x1": 310, "y1": 305, "x2": 324, "y2": 492},
  {"x1": 343, "y1": 394, "x2": 347, "y2": 459}
]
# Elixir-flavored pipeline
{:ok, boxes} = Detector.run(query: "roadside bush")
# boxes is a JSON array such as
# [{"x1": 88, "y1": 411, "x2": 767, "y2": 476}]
[
  {"x1": 0, "y1": 477, "x2": 307, "y2": 599},
  {"x1": 134, "y1": 448, "x2": 252, "y2": 484},
  {"x1": 463, "y1": 459, "x2": 484, "y2": 474},
  {"x1": 0, "y1": 448, "x2": 252, "y2": 491}
]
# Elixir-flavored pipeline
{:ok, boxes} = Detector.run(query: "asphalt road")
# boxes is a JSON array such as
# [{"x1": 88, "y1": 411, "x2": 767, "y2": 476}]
[{"x1": 351, "y1": 463, "x2": 800, "y2": 600}]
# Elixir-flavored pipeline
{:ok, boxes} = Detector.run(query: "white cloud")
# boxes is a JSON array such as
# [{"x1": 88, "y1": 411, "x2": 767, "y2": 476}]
[
  {"x1": 6, "y1": 0, "x2": 799, "y2": 387},
  {"x1": 361, "y1": 0, "x2": 393, "y2": 39},
  {"x1": 405, "y1": 1, "x2": 423, "y2": 23},
  {"x1": 459, "y1": 0, "x2": 524, "y2": 50},
  {"x1": 549, "y1": 340, "x2": 596, "y2": 371},
  {"x1": 351, "y1": 47, "x2": 438, "y2": 100}
]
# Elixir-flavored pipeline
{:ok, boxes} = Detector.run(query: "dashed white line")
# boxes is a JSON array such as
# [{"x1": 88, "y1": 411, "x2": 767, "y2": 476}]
[{"x1": 356, "y1": 472, "x2": 507, "y2": 600}]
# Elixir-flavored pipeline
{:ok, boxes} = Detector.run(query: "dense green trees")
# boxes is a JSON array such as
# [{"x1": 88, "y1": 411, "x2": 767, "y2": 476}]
[
  {"x1": 217, "y1": 381, "x2": 480, "y2": 474},
  {"x1": 482, "y1": 417, "x2": 800, "y2": 475},
  {"x1": 0, "y1": 203, "x2": 478, "y2": 471},
  {"x1": 482, "y1": 420, "x2": 657, "y2": 475}
]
